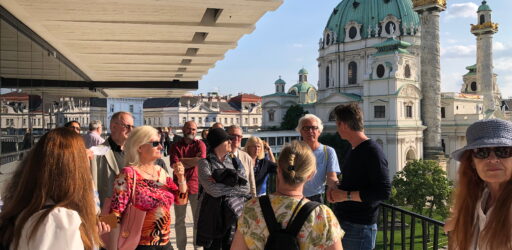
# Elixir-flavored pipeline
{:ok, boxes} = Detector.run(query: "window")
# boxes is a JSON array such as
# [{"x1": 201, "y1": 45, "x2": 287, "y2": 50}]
[
  {"x1": 289, "y1": 89, "x2": 297, "y2": 95},
  {"x1": 213, "y1": 117, "x2": 216, "y2": 122},
  {"x1": 253, "y1": 118, "x2": 258, "y2": 124},
  {"x1": 205, "y1": 117, "x2": 209, "y2": 123},
  {"x1": 441, "y1": 107, "x2": 446, "y2": 118},
  {"x1": 348, "y1": 62, "x2": 357, "y2": 84},
  {"x1": 245, "y1": 118, "x2": 249, "y2": 124},
  {"x1": 325, "y1": 33, "x2": 331, "y2": 45},
  {"x1": 129, "y1": 105, "x2": 134, "y2": 113},
  {"x1": 480, "y1": 14, "x2": 485, "y2": 25},
  {"x1": 148, "y1": 119, "x2": 152, "y2": 125},
  {"x1": 269, "y1": 111, "x2": 275, "y2": 122},
  {"x1": 377, "y1": 64, "x2": 385, "y2": 78},
  {"x1": 328, "y1": 110, "x2": 336, "y2": 121},
  {"x1": 224, "y1": 118, "x2": 228, "y2": 124},
  {"x1": 277, "y1": 137, "x2": 283, "y2": 145},
  {"x1": 231, "y1": 118, "x2": 234, "y2": 124},
  {"x1": 326, "y1": 66, "x2": 330, "y2": 88},
  {"x1": 199, "y1": 117, "x2": 202, "y2": 124},
  {"x1": 406, "y1": 105, "x2": 413, "y2": 118},
  {"x1": 110, "y1": 104, "x2": 114, "y2": 112},
  {"x1": 38, "y1": 118, "x2": 41, "y2": 126},
  {"x1": 169, "y1": 117, "x2": 172, "y2": 125},
  {"x1": 182, "y1": 117, "x2": 186, "y2": 124},
  {"x1": 374, "y1": 106, "x2": 385, "y2": 118},
  {"x1": 404, "y1": 64, "x2": 411, "y2": 78},
  {"x1": 236, "y1": 118, "x2": 239, "y2": 123},
  {"x1": 349, "y1": 26, "x2": 357, "y2": 39},
  {"x1": 471, "y1": 82, "x2": 477, "y2": 91},
  {"x1": 192, "y1": 117, "x2": 195, "y2": 122},
  {"x1": 23, "y1": 118, "x2": 26, "y2": 126}
]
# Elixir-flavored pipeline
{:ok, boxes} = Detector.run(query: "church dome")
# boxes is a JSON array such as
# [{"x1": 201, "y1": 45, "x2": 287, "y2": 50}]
[
  {"x1": 298, "y1": 68, "x2": 308, "y2": 75},
  {"x1": 478, "y1": 1, "x2": 491, "y2": 12},
  {"x1": 325, "y1": 0, "x2": 420, "y2": 43},
  {"x1": 288, "y1": 81, "x2": 315, "y2": 95},
  {"x1": 274, "y1": 77, "x2": 286, "y2": 85}
]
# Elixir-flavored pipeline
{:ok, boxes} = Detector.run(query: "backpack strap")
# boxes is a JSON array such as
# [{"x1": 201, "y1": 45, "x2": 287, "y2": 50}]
[
  {"x1": 285, "y1": 201, "x2": 321, "y2": 237},
  {"x1": 259, "y1": 195, "x2": 281, "y2": 233}
]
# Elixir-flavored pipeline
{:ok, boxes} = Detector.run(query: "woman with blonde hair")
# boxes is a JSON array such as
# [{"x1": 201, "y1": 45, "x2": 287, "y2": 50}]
[
  {"x1": 0, "y1": 128, "x2": 101, "y2": 249},
  {"x1": 446, "y1": 119, "x2": 512, "y2": 250},
  {"x1": 244, "y1": 136, "x2": 277, "y2": 195},
  {"x1": 232, "y1": 140, "x2": 344, "y2": 249},
  {"x1": 109, "y1": 125, "x2": 187, "y2": 249}
]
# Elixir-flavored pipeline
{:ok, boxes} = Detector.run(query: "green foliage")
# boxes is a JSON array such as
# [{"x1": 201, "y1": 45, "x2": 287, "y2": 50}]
[
  {"x1": 391, "y1": 160, "x2": 453, "y2": 219},
  {"x1": 318, "y1": 132, "x2": 351, "y2": 167},
  {"x1": 280, "y1": 105, "x2": 308, "y2": 130}
]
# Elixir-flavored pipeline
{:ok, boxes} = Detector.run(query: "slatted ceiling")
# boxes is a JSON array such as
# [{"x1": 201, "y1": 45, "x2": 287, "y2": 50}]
[{"x1": 0, "y1": 0, "x2": 282, "y2": 97}]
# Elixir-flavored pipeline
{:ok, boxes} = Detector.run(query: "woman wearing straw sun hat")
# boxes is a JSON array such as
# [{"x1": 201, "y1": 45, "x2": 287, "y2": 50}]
[{"x1": 446, "y1": 118, "x2": 512, "y2": 250}]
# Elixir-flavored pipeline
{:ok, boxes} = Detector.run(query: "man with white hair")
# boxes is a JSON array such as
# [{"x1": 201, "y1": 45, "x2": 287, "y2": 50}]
[
  {"x1": 83, "y1": 120, "x2": 105, "y2": 148},
  {"x1": 296, "y1": 114, "x2": 340, "y2": 203}
]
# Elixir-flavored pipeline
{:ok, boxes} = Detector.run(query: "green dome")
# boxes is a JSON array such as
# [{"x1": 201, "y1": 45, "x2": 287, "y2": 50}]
[
  {"x1": 478, "y1": 1, "x2": 491, "y2": 11},
  {"x1": 298, "y1": 68, "x2": 308, "y2": 75},
  {"x1": 289, "y1": 81, "x2": 315, "y2": 94},
  {"x1": 325, "y1": 0, "x2": 420, "y2": 43},
  {"x1": 274, "y1": 77, "x2": 286, "y2": 85}
]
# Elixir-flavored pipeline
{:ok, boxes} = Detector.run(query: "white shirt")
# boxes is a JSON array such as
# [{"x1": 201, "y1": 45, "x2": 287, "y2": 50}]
[
  {"x1": 472, "y1": 188, "x2": 493, "y2": 250},
  {"x1": 14, "y1": 207, "x2": 84, "y2": 250}
]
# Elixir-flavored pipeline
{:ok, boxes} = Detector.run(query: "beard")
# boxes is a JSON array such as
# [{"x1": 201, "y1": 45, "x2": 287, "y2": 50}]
[{"x1": 185, "y1": 133, "x2": 195, "y2": 140}]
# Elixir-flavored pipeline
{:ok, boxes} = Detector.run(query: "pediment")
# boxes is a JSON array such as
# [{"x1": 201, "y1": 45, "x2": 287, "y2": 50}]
[
  {"x1": 317, "y1": 92, "x2": 362, "y2": 104},
  {"x1": 396, "y1": 84, "x2": 422, "y2": 98}
]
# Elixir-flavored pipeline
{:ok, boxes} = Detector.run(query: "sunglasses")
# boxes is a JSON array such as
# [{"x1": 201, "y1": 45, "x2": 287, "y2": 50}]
[
  {"x1": 230, "y1": 134, "x2": 243, "y2": 140},
  {"x1": 146, "y1": 141, "x2": 162, "y2": 147},
  {"x1": 472, "y1": 147, "x2": 512, "y2": 159}
]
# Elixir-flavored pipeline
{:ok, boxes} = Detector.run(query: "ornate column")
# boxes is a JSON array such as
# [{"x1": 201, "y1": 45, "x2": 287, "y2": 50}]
[
  {"x1": 471, "y1": 1, "x2": 501, "y2": 118},
  {"x1": 413, "y1": 0, "x2": 446, "y2": 160}
]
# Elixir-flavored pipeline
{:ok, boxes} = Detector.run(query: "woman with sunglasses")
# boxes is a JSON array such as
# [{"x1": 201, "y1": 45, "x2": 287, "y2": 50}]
[
  {"x1": 109, "y1": 126, "x2": 187, "y2": 249},
  {"x1": 446, "y1": 119, "x2": 512, "y2": 250}
]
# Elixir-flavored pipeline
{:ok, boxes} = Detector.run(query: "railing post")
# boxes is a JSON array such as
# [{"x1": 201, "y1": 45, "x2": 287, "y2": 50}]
[
  {"x1": 433, "y1": 225, "x2": 439, "y2": 250},
  {"x1": 422, "y1": 220, "x2": 428, "y2": 250},
  {"x1": 401, "y1": 213, "x2": 406, "y2": 250},
  {"x1": 383, "y1": 206, "x2": 388, "y2": 250},
  {"x1": 390, "y1": 209, "x2": 395, "y2": 250},
  {"x1": 410, "y1": 217, "x2": 416, "y2": 250}
]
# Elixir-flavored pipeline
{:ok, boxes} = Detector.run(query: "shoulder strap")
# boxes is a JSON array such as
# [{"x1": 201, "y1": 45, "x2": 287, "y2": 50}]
[
  {"x1": 259, "y1": 195, "x2": 281, "y2": 233},
  {"x1": 286, "y1": 201, "x2": 321, "y2": 236},
  {"x1": 324, "y1": 145, "x2": 328, "y2": 163}
]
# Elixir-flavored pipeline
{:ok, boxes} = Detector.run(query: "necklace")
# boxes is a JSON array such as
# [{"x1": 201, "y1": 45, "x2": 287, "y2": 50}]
[{"x1": 138, "y1": 166, "x2": 157, "y2": 179}]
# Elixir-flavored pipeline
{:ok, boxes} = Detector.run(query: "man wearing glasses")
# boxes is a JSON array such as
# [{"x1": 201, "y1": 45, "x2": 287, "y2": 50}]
[
  {"x1": 227, "y1": 125, "x2": 256, "y2": 197},
  {"x1": 297, "y1": 114, "x2": 340, "y2": 203},
  {"x1": 327, "y1": 103, "x2": 391, "y2": 250},
  {"x1": 91, "y1": 111, "x2": 135, "y2": 206},
  {"x1": 169, "y1": 121, "x2": 206, "y2": 250},
  {"x1": 64, "y1": 120, "x2": 81, "y2": 134}
]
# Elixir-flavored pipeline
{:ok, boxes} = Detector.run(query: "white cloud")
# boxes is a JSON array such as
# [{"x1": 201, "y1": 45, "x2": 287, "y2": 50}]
[
  {"x1": 499, "y1": 76, "x2": 512, "y2": 98},
  {"x1": 441, "y1": 44, "x2": 476, "y2": 57},
  {"x1": 494, "y1": 41, "x2": 507, "y2": 51},
  {"x1": 495, "y1": 57, "x2": 512, "y2": 71},
  {"x1": 441, "y1": 71, "x2": 464, "y2": 92},
  {"x1": 445, "y1": 2, "x2": 478, "y2": 20}
]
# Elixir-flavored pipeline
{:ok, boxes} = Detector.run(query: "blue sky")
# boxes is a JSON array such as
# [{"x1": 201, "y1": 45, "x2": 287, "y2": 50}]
[{"x1": 197, "y1": 0, "x2": 512, "y2": 98}]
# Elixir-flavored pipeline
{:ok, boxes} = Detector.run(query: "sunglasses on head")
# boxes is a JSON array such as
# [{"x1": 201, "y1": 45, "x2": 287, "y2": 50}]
[
  {"x1": 472, "y1": 147, "x2": 512, "y2": 159},
  {"x1": 146, "y1": 141, "x2": 162, "y2": 147}
]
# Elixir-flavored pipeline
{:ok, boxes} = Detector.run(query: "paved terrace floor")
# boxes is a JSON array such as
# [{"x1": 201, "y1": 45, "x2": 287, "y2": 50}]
[{"x1": 0, "y1": 156, "x2": 198, "y2": 249}]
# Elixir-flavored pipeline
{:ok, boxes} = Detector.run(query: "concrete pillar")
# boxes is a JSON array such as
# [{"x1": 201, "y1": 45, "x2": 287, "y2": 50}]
[{"x1": 413, "y1": 2, "x2": 446, "y2": 160}]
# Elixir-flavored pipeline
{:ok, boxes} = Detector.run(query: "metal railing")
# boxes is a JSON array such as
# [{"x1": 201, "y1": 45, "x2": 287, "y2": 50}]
[
  {"x1": 380, "y1": 203, "x2": 447, "y2": 250},
  {"x1": 0, "y1": 150, "x2": 28, "y2": 167}
]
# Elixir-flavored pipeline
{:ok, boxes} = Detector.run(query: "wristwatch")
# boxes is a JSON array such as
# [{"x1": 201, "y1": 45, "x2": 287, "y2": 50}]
[{"x1": 346, "y1": 191, "x2": 352, "y2": 201}]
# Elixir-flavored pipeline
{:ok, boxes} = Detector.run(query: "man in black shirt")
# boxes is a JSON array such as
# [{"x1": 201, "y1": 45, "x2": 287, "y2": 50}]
[{"x1": 327, "y1": 103, "x2": 391, "y2": 250}]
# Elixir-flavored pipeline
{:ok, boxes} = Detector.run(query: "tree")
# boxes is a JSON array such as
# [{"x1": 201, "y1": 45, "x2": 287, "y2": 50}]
[
  {"x1": 391, "y1": 160, "x2": 453, "y2": 219},
  {"x1": 280, "y1": 105, "x2": 308, "y2": 130}
]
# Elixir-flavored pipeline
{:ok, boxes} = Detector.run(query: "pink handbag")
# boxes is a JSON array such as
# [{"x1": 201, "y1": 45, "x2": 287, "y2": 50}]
[{"x1": 101, "y1": 167, "x2": 146, "y2": 250}]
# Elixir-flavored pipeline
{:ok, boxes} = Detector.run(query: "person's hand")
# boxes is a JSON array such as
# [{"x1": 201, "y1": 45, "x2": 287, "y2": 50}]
[
  {"x1": 173, "y1": 162, "x2": 185, "y2": 176},
  {"x1": 97, "y1": 221, "x2": 111, "y2": 235},
  {"x1": 327, "y1": 188, "x2": 344, "y2": 203}
]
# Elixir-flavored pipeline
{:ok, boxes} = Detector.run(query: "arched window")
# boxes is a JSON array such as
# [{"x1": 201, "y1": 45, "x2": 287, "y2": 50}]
[
  {"x1": 471, "y1": 81, "x2": 477, "y2": 91},
  {"x1": 348, "y1": 62, "x2": 357, "y2": 85},
  {"x1": 377, "y1": 64, "x2": 385, "y2": 78},
  {"x1": 480, "y1": 14, "x2": 485, "y2": 25},
  {"x1": 329, "y1": 110, "x2": 336, "y2": 121},
  {"x1": 326, "y1": 66, "x2": 330, "y2": 88},
  {"x1": 325, "y1": 33, "x2": 331, "y2": 46},
  {"x1": 349, "y1": 27, "x2": 357, "y2": 39},
  {"x1": 404, "y1": 64, "x2": 411, "y2": 78},
  {"x1": 289, "y1": 89, "x2": 297, "y2": 96}
]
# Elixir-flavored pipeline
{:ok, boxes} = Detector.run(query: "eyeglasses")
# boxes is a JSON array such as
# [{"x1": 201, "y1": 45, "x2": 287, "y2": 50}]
[
  {"x1": 70, "y1": 126, "x2": 80, "y2": 131},
  {"x1": 230, "y1": 134, "x2": 243, "y2": 140},
  {"x1": 146, "y1": 141, "x2": 162, "y2": 147},
  {"x1": 116, "y1": 122, "x2": 135, "y2": 130},
  {"x1": 302, "y1": 126, "x2": 319, "y2": 132},
  {"x1": 472, "y1": 147, "x2": 512, "y2": 159}
]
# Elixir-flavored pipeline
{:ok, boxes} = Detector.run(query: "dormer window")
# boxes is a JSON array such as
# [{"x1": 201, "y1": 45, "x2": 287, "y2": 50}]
[
  {"x1": 344, "y1": 21, "x2": 362, "y2": 42},
  {"x1": 380, "y1": 15, "x2": 401, "y2": 38}
]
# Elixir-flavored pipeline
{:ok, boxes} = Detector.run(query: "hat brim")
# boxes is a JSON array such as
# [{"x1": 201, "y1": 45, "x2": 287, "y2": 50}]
[{"x1": 451, "y1": 138, "x2": 512, "y2": 161}]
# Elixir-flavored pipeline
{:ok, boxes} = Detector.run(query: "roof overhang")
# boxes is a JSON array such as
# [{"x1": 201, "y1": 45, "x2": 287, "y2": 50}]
[{"x1": 0, "y1": 0, "x2": 282, "y2": 97}]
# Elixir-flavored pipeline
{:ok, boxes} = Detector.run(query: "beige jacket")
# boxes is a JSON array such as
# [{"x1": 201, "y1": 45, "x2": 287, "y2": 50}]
[{"x1": 234, "y1": 149, "x2": 256, "y2": 197}]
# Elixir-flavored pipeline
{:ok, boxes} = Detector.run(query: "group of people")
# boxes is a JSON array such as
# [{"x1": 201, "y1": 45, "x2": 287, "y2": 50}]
[{"x1": 0, "y1": 101, "x2": 512, "y2": 250}]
